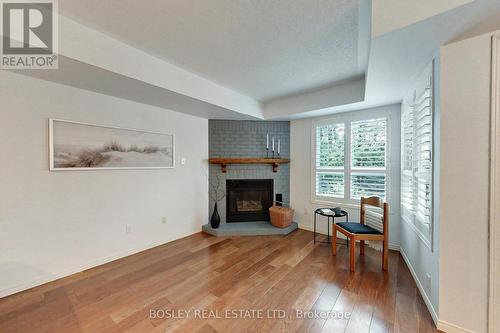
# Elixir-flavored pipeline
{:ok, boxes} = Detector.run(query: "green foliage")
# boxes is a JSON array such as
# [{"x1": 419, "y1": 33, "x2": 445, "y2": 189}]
[
  {"x1": 351, "y1": 118, "x2": 386, "y2": 168},
  {"x1": 317, "y1": 124, "x2": 344, "y2": 167},
  {"x1": 317, "y1": 119, "x2": 386, "y2": 169}
]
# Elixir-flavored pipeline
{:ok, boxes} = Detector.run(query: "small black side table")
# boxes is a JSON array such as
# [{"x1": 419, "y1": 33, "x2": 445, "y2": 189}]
[{"x1": 314, "y1": 208, "x2": 348, "y2": 244}]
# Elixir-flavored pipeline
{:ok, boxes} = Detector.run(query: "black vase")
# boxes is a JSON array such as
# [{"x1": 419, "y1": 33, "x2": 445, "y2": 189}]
[{"x1": 210, "y1": 203, "x2": 221, "y2": 229}]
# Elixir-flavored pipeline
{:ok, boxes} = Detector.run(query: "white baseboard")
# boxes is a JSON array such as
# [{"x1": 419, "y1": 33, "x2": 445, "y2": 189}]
[
  {"x1": 399, "y1": 247, "x2": 438, "y2": 325},
  {"x1": 298, "y1": 223, "x2": 400, "y2": 251},
  {"x1": 0, "y1": 230, "x2": 200, "y2": 298},
  {"x1": 388, "y1": 243, "x2": 400, "y2": 251},
  {"x1": 297, "y1": 223, "x2": 316, "y2": 233},
  {"x1": 437, "y1": 320, "x2": 474, "y2": 333}
]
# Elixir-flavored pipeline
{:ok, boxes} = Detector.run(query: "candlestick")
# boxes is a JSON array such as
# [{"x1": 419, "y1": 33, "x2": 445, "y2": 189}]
[
  {"x1": 266, "y1": 133, "x2": 269, "y2": 149},
  {"x1": 272, "y1": 137, "x2": 275, "y2": 152},
  {"x1": 277, "y1": 139, "x2": 280, "y2": 155}
]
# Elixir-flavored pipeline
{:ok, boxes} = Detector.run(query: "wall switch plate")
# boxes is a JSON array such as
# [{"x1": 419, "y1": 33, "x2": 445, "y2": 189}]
[
  {"x1": 181, "y1": 157, "x2": 186, "y2": 165},
  {"x1": 125, "y1": 224, "x2": 132, "y2": 234},
  {"x1": 161, "y1": 217, "x2": 167, "y2": 224},
  {"x1": 425, "y1": 273, "x2": 431, "y2": 292}
]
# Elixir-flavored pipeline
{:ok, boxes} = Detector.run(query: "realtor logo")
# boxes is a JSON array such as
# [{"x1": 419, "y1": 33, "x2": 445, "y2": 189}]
[{"x1": 1, "y1": 0, "x2": 58, "y2": 69}]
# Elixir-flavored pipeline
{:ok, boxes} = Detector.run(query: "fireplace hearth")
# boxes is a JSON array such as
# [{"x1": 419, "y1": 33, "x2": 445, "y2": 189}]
[{"x1": 226, "y1": 179, "x2": 273, "y2": 222}]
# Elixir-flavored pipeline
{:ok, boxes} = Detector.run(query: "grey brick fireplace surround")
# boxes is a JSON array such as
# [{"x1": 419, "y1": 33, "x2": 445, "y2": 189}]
[{"x1": 204, "y1": 120, "x2": 297, "y2": 236}]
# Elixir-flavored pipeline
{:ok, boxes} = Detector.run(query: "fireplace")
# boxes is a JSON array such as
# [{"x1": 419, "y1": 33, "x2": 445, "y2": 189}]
[{"x1": 226, "y1": 179, "x2": 274, "y2": 222}]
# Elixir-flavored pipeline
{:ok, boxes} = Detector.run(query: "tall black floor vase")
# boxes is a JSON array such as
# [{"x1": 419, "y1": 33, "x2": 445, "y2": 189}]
[{"x1": 210, "y1": 203, "x2": 221, "y2": 229}]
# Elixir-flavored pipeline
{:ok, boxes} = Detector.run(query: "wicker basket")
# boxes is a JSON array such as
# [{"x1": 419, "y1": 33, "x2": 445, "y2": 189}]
[{"x1": 269, "y1": 205, "x2": 294, "y2": 228}]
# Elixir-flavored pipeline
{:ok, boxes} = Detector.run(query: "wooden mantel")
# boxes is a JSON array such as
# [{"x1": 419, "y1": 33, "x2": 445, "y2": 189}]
[{"x1": 209, "y1": 158, "x2": 290, "y2": 173}]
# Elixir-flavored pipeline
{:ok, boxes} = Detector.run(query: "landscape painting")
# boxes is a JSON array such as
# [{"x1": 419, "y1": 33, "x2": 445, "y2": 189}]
[{"x1": 50, "y1": 119, "x2": 174, "y2": 170}]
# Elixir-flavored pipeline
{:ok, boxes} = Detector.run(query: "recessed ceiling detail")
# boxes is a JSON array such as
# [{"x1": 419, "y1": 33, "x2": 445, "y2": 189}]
[
  {"x1": 10, "y1": 0, "x2": 500, "y2": 120},
  {"x1": 59, "y1": 0, "x2": 361, "y2": 101}
]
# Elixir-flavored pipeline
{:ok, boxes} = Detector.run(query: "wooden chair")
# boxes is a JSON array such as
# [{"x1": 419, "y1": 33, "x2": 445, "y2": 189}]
[{"x1": 332, "y1": 196, "x2": 389, "y2": 272}]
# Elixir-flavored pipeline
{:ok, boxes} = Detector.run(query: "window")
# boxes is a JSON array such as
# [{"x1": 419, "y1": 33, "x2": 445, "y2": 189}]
[
  {"x1": 313, "y1": 113, "x2": 389, "y2": 204},
  {"x1": 350, "y1": 118, "x2": 387, "y2": 199},
  {"x1": 315, "y1": 123, "x2": 345, "y2": 198},
  {"x1": 401, "y1": 63, "x2": 434, "y2": 245}
]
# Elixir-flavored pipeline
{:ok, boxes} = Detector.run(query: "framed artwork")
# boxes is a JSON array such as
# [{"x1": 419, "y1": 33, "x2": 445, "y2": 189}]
[{"x1": 49, "y1": 119, "x2": 174, "y2": 170}]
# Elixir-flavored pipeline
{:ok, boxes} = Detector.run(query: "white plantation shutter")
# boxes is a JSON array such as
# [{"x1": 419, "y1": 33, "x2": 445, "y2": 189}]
[
  {"x1": 414, "y1": 81, "x2": 433, "y2": 227},
  {"x1": 316, "y1": 172, "x2": 344, "y2": 197},
  {"x1": 401, "y1": 62, "x2": 434, "y2": 244},
  {"x1": 401, "y1": 102, "x2": 414, "y2": 217},
  {"x1": 365, "y1": 206, "x2": 384, "y2": 233},
  {"x1": 351, "y1": 173, "x2": 386, "y2": 199}
]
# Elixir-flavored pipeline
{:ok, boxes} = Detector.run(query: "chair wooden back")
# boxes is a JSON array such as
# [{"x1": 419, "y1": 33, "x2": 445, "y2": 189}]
[{"x1": 360, "y1": 196, "x2": 389, "y2": 235}]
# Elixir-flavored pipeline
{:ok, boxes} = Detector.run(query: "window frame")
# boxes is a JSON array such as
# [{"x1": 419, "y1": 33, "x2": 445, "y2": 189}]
[{"x1": 311, "y1": 109, "x2": 392, "y2": 207}]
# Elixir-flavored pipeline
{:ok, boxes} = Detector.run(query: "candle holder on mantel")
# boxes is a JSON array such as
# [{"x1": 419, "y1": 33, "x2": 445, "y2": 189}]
[{"x1": 266, "y1": 147, "x2": 269, "y2": 158}]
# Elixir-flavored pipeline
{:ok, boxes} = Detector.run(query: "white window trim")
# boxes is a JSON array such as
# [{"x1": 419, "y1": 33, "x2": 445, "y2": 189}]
[{"x1": 310, "y1": 108, "x2": 392, "y2": 207}]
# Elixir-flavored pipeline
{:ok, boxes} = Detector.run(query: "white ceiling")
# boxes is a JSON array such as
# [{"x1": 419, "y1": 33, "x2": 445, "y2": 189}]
[{"x1": 59, "y1": 0, "x2": 362, "y2": 101}]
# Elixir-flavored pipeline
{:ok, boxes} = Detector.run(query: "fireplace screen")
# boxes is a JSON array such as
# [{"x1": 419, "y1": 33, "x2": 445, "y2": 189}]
[
  {"x1": 236, "y1": 199, "x2": 262, "y2": 212},
  {"x1": 226, "y1": 179, "x2": 273, "y2": 222}
]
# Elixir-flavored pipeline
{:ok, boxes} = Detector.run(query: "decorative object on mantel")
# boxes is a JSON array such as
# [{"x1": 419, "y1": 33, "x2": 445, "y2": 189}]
[
  {"x1": 209, "y1": 158, "x2": 290, "y2": 173},
  {"x1": 266, "y1": 133, "x2": 269, "y2": 158},
  {"x1": 272, "y1": 136, "x2": 275, "y2": 158},
  {"x1": 265, "y1": 133, "x2": 281, "y2": 159},
  {"x1": 209, "y1": 174, "x2": 225, "y2": 229}
]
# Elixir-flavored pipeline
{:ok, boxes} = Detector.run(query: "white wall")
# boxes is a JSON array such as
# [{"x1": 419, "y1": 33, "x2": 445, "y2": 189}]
[
  {"x1": 290, "y1": 104, "x2": 401, "y2": 249},
  {"x1": 438, "y1": 32, "x2": 492, "y2": 332},
  {"x1": 399, "y1": 58, "x2": 440, "y2": 324},
  {"x1": 371, "y1": 0, "x2": 473, "y2": 37},
  {"x1": 0, "y1": 71, "x2": 209, "y2": 297}
]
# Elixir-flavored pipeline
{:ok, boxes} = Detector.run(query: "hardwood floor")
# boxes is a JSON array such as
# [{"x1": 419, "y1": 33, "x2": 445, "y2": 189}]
[{"x1": 0, "y1": 230, "x2": 439, "y2": 333}]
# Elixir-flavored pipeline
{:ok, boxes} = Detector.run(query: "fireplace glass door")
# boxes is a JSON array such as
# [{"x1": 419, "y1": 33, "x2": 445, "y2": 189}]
[{"x1": 226, "y1": 179, "x2": 273, "y2": 222}]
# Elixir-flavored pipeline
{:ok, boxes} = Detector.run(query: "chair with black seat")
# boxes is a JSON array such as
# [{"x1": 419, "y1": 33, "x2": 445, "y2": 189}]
[{"x1": 332, "y1": 196, "x2": 389, "y2": 272}]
